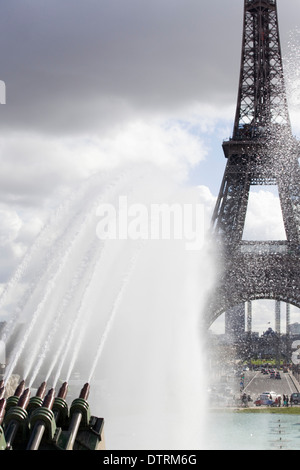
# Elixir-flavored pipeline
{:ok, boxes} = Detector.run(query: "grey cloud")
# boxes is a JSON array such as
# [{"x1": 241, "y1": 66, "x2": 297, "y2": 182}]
[
  {"x1": 0, "y1": 0, "x2": 298, "y2": 132},
  {"x1": 0, "y1": 0, "x2": 297, "y2": 136},
  {"x1": 0, "y1": 0, "x2": 245, "y2": 135}
]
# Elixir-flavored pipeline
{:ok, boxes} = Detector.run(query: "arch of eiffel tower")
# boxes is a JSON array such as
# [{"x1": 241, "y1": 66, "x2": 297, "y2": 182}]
[{"x1": 206, "y1": 0, "x2": 300, "y2": 331}]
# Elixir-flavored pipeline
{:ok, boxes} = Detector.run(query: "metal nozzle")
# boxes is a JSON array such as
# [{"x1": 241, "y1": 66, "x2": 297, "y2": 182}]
[
  {"x1": 27, "y1": 382, "x2": 47, "y2": 417},
  {"x1": 42, "y1": 388, "x2": 55, "y2": 410},
  {"x1": 4, "y1": 389, "x2": 31, "y2": 450},
  {"x1": 57, "y1": 382, "x2": 68, "y2": 400},
  {"x1": 35, "y1": 382, "x2": 47, "y2": 399},
  {"x1": 17, "y1": 388, "x2": 31, "y2": 410},
  {"x1": 0, "y1": 398, "x2": 6, "y2": 426},
  {"x1": 52, "y1": 382, "x2": 69, "y2": 427},
  {"x1": 14, "y1": 380, "x2": 25, "y2": 398},
  {"x1": 65, "y1": 383, "x2": 91, "y2": 450},
  {"x1": 5, "y1": 380, "x2": 26, "y2": 412},
  {"x1": 79, "y1": 383, "x2": 90, "y2": 401},
  {"x1": 26, "y1": 389, "x2": 56, "y2": 450}
]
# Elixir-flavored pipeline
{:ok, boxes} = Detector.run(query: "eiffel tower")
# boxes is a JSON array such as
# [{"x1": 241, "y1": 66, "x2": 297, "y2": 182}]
[{"x1": 207, "y1": 0, "x2": 300, "y2": 329}]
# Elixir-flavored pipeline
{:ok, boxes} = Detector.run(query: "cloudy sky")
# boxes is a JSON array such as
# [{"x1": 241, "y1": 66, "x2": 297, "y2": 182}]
[{"x1": 0, "y1": 0, "x2": 300, "y2": 333}]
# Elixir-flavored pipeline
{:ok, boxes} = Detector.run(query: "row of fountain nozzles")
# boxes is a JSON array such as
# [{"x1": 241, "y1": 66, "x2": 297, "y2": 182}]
[{"x1": 0, "y1": 379, "x2": 104, "y2": 450}]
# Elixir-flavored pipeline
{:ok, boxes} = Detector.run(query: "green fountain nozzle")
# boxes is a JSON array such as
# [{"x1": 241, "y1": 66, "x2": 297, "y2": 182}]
[
  {"x1": 17, "y1": 388, "x2": 31, "y2": 409},
  {"x1": 26, "y1": 388, "x2": 57, "y2": 450},
  {"x1": 0, "y1": 399, "x2": 6, "y2": 451},
  {"x1": 79, "y1": 382, "x2": 90, "y2": 400},
  {"x1": 57, "y1": 381, "x2": 68, "y2": 400},
  {"x1": 14, "y1": 380, "x2": 25, "y2": 398},
  {"x1": 36, "y1": 381, "x2": 47, "y2": 399},
  {"x1": 70, "y1": 383, "x2": 90, "y2": 428},
  {"x1": 0, "y1": 398, "x2": 6, "y2": 427},
  {"x1": 27, "y1": 381, "x2": 47, "y2": 416},
  {"x1": 5, "y1": 380, "x2": 26, "y2": 412},
  {"x1": 4, "y1": 388, "x2": 31, "y2": 450},
  {"x1": 42, "y1": 388, "x2": 55, "y2": 409},
  {"x1": 53, "y1": 382, "x2": 69, "y2": 427},
  {"x1": 65, "y1": 383, "x2": 91, "y2": 450}
]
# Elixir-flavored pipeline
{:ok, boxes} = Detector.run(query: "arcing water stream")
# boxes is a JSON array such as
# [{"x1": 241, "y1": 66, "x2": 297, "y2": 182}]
[{"x1": 0, "y1": 165, "x2": 216, "y2": 449}]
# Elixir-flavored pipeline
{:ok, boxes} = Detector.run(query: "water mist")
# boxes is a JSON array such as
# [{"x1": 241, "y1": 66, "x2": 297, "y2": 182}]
[{"x1": 0, "y1": 164, "x2": 216, "y2": 450}]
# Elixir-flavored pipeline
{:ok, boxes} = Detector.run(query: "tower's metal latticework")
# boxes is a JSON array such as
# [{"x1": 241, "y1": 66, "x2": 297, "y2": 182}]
[{"x1": 207, "y1": 0, "x2": 300, "y2": 327}]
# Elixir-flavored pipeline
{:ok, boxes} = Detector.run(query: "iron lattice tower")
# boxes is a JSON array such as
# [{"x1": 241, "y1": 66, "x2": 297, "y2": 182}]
[{"x1": 207, "y1": 0, "x2": 300, "y2": 328}]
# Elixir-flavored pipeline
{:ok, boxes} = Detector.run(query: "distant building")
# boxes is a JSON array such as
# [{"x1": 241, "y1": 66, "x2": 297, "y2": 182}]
[{"x1": 289, "y1": 322, "x2": 300, "y2": 336}]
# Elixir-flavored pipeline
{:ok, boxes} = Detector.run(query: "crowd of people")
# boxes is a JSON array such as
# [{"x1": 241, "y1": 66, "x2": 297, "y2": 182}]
[{"x1": 239, "y1": 392, "x2": 298, "y2": 407}]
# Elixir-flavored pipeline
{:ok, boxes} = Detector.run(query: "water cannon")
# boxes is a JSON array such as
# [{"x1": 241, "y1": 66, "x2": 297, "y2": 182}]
[
  {"x1": 5, "y1": 380, "x2": 25, "y2": 412},
  {"x1": 52, "y1": 381, "x2": 68, "y2": 428},
  {"x1": 27, "y1": 381, "x2": 47, "y2": 416},
  {"x1": 4, "y1": 388, "x2": 31, "y2": 450},
  {"x1": 26, "y1": 388, "x2": 56, "y2": 450},
  {"x1": 0, "y1": 381, "x2": 4, "y2": 401},
  {"x1": 13, "y1": 380, "x2": 25, "y2": 397},
  {"x1": 0, "y1": 399, "x2": 5, "y2": 427},
  {"x1": 0, "y1": 379, "x2": 104, "y2": 450},
  {"x1": 65, "y1": 383, "x2": 91, "y2": 450},
  {"x1": 0, "y1": 399, "x2": 6, "y2": 451}
]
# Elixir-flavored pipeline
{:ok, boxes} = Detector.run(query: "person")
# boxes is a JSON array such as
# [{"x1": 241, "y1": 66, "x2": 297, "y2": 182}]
[
  {"x1": 278, "y1": 395, "x2": 281, "y2": 407},
  {"x1": 286, "y1": 395, "x2": 289, "y2": 407},
  {"x1": 283, "y1": 394, "x2": 286, "y2": 406}
]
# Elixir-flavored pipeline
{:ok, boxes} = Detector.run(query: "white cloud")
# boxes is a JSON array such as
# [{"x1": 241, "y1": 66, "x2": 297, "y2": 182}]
[
  {"x1": 243, "y1": 188, "x2": 286, "y2": 241},
  {"x1": 0, "y1": 209, "x2": 22, "y2": 245},
  {"x1": 95, "y1": 118, "x2": 208, "y2": 179},
  {"x1": 0, "y1": 114, "x2": 212, "y2": 282},
  {"x1": 0, "y1": 114, "x2": 209, "y2": 201},
  {"x1": 0, "y1": 208, "x2": 43, "y2": 281}
]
